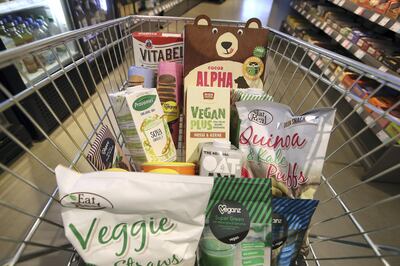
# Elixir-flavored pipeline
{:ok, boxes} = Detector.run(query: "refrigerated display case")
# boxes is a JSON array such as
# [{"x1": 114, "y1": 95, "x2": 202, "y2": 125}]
[{"x1": 0, "y1": 0, "x2": 95, "y2": 144}]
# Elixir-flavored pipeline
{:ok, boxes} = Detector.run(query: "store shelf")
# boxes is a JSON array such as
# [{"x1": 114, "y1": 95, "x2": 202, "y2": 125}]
[
  {"x1": 0, "y1": 0, "x2": 47, "y2": 15},
  {"x1": 21, "y1": 52, "x2": 75, "y2": 85},
  {"x1": 282, "y1": 21, "x2": 393, "y2": 143},
  {"x1": 140, "y1": 0, "x2": 185, "y2": 16},
  {"x1": 329, "y1": 0, "x2": 400, "y2": 34},
  {"x1": 291, "y1": 2, "x2": 399, "y2": 76}
]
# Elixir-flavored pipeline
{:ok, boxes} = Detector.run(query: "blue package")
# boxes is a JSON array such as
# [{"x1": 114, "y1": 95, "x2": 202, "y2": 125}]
[{"x1": 272, "y1": 198, "x2": 319, "y2": 266}]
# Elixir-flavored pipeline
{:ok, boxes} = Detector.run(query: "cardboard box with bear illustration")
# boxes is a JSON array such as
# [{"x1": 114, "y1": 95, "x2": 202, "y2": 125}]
[{"x1": 184, "y1": 15, "x2": 269, "y2": 90}]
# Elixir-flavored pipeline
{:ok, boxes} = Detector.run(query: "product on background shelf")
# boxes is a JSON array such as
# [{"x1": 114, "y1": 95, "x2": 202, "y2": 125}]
[
  {"x1": 185, "y1": 86, "x2": 230, "y2": 162},
  {"x1": 128, "y1": 65, "x2": 155, "y2": 87},
  {"x1": 32, "y1": 22, "x2": 56, "y2": 66},
  {"x1": 157, "y1": 61, "x2": 183, "y2": 146},
  {"x1": 382, "y1": 54, "x2": 400, "y2": 74},
  {"x1": 184, "y1": 15, "x2": 268, "y2": 90},
  {"x1": 86, "y1": 125, "x2": 133, "y2": 171},
  {"x1": 125, "y1": 87, "x2": 176, "y2": 163},
  {"x1": 199, "y1": 177, "x2": 272, "y2": 266},
  {"x1": 198, "y1": 140, "x2": 243, "y2": 178},
  {"x1": 142, "y1": 162, "x2": 195, "y2": 175},
  {"x1": 386, "y1": 122, "x2": 400, "y2": 143},
  {"x1": 271, "y1": 198, "x2": 319, "y2": 266},
  {"x1": 236, "y1": 101, "x2": 335, "y2": 199},
  {"x1": 132, "y1": 32, "x2": 183, "y2": 70},
  {"x1": 55, "y1": 165, "x2": 213, "y2": 266}
]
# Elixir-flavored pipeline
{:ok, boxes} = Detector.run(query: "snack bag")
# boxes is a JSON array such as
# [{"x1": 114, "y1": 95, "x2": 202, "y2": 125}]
[
  {"x1": 198, "y1": 177, "x2": 272, "y2": 266},
  {"x1": 230, "y1": 88, "x2": 273, "y2": 146},
  {"x1": 86, "y1": 125, "x2": 133, "y2": 171},
  {"x1": 272, "y1": 198, "x2": 318, "y2": 266},
  {"x1": 56, "y1": 165, "x2": 214, "y2": 266},
  {"x1": 236, "y1": 101, "x2": 335, "y2": 198}
]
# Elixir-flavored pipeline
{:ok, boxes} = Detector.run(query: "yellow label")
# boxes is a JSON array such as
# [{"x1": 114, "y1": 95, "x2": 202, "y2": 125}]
[{"x1": 162, "y1": 101, "x2": 179, "y2": 122}]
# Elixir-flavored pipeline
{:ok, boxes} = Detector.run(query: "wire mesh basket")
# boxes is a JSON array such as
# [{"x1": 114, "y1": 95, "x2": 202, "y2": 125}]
[{"x1": 0, "y1": 15, "x2": 399, "y2": 266}]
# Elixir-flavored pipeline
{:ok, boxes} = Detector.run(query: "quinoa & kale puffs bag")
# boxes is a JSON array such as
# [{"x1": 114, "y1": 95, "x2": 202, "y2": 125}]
[
  {"x1": 236, "y1": 101, "x2": 335, "y2": 199},
  {"x1": 55, "y1": 165, "x2": 213, "y2": 266}
]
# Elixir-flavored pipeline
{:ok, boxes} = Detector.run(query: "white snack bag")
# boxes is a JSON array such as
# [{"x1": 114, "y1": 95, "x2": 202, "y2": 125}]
[
  {"x1": 236, "y1": 101, "x2": 335, "y2": 199},
  {"x1": 56, "y1": 165, "x2": 213, "y2": 266}
]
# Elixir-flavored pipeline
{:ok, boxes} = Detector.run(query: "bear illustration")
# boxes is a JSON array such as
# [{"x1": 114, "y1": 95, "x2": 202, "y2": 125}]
[{"x1": 184, "y1": 15, "x2": 268, "y2": 90}]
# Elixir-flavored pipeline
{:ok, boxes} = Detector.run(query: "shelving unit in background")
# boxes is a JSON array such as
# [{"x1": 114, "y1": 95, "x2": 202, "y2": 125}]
[
  {"x1": 328, "y1": 0, "x2": 400, "y2": 34},
  {"x1": 282, "y1": 21, "x2": 393, "y2": 143},
  {"x1": 291, "y1": 2, "x2": 398, "y2": 76}
]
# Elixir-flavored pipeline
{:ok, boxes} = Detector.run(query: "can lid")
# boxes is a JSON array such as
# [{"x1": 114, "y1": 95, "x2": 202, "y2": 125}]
[{"x1": 212, "y1": 139, "x2": 231, "y2": 149}]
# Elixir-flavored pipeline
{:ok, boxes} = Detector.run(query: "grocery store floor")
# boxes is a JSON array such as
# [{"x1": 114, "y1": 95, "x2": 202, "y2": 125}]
[{"x1": 0, "y1": 1, "x2": 399, "y2": 266}]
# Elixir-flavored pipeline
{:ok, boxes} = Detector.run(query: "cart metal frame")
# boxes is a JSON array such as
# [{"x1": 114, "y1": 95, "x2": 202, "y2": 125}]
[{"x1": 0, "y1": 15, "x2": 399, "y2": 266}]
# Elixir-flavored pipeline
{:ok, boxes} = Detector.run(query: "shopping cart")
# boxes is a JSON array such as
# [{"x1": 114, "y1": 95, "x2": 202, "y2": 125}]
[{"x1": 0, "y1": 15, "x2": 399, "y2": 266}]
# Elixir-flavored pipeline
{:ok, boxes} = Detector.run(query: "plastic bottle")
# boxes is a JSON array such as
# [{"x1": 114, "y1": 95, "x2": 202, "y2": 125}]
[
  {"x1": 9, "y1": 22, "x2": 38, "y2": 73},
  {"x1": 48, "y1": 18, "x2": 66, "y2": 53},
  {"x1": 31, "y1": 22, "x2": 55, "y2": 66},
  {"x1": 36, "y1": 19, "x2": 48, "y2": 34},
  {"x1": 0, "y1": 20, "x2": 15, "y2": 49}
]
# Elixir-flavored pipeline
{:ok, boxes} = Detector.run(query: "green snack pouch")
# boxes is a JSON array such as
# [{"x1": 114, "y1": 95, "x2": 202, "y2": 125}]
[{"x1": 198, "y1": 177, "x2": 272, "y2": 266}]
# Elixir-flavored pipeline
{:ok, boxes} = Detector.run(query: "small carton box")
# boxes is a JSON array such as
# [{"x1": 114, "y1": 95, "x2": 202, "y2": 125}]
[
  {"x1": 132, "y1": 32, "x2": 183, "y2": 70},
  {"x1": 185, "y1": 87, "x2": 230, "y2": 162}
]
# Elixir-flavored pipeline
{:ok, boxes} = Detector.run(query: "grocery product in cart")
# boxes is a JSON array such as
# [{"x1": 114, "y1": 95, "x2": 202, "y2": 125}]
[
  {"x1": 184, "y1": 15, "x2": 268, "y2": 90},
  {"x1": 271, "y1": 198, "x2": 318, "y2": 266},
  {"x1": 125, "y1": 87, "x2": 176, "y2": 162},
  {"x1": 55, "y1": 165, "x2": 213, "y2": 266},
  {"x1": 132, "y1": 32, "x2": 183, "y2": 70},
  {"x1": 236, "y1": 101, "x2": 335, "y2": 199},
  {"x1": 230, "y1": 88, "x2": 273, "y2": 146},
  {"x1": 199, "y1": 140, "x2": 244, "y2": 178},
  {"x1": 128, "y1": 65, "x2": 155, "y2": 88},
  {"x1": 142, "y1": 162, "x2": 195, "y2": 175},
  {"x1": 157, "y1": 61, "x2": 183, "y2": 146},
  {"x1": 86, "y1": 125, "x2": 133, "y2": 171},
  {"x1": 185, "y1": 86, "x2": 230, "y2": 162},
  {"x1": 199, "y1": 177, "x2": 272, "y2": 266}
]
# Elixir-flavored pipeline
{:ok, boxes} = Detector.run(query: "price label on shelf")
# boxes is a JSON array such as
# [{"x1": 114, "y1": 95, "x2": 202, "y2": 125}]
[
  {"x1": 378, "y1": 17, "x2": 390, "y2": 26},
  {"x1": 354, "y1": 7, "x2": 365, "y2": 15},
  {"x1": 369, "y1": 13, "x2": 380, "y2": 22},
  {"x1": 311, "y1": 18, "x2": 316, "y2": 23},
  {"x1": 148, "y1": 10, "x2": 155, "y2": 16},
  {"x1": 333, "y1": 0, "x2": 340, "y2": 4},
  {"x1": 376, "y1": 131, "x2": 390, "y2": 142},
  {"x1": 354, "y1": 49, "x2": 366, "y2": 59},
  {"x1": 324, "y1": 69, "x2": 331, "y2": 76},
  {"x1": 306, "y1": 14, "x2": 311, "y2": 19},
  {"x1": 301, "y1": 10, "x2": 306, "y2": 15},
  {"x1": 365, "y1": 116, "x2": 374, "y2": 125},
  {"x1": 339, "y1": 0, "x2": 346, "y2": 6},
  {"x1": 322, "y1": 22, "x2": 328, "y2": 29},
  {"x1": 379, "y1": 65, "x2": 389, "y2": 72},
  {"x1": 316, "y1": 60, "x2": 322, "y2": 67},
  {"x1": 390, "y1": 22, "x2": 400, "y2": 33},
  {"x1": 342, "y1": 39, "x2": 352, "y2": 49},
  {"x1": 335, "y1": 35, "x2": 343, "y2": 42},
  {"x1": 316, "y1": 21, "x2": 321, "y2": 27},
  {"x1": 326, "y1": 27, "x2": 334, "y2": 35},
  {"x1": 355, "y1": 107, "x2": 363, "y2": 115},
  {"x1": 329, "y1": 75, "x2": 335, "y2": 82}
]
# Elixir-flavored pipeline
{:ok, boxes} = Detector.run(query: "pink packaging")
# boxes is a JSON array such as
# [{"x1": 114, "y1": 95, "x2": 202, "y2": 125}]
[{"x1": 157, "y1": 61, "x2": 183, "y2": 147}]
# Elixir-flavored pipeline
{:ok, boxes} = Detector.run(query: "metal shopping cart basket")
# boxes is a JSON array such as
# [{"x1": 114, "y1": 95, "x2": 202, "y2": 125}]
[{"x1": 0, "y1": 15, "x2": 399, "y2": 266}]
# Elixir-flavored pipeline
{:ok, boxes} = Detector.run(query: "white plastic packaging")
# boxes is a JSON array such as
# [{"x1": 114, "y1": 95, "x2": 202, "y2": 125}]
[{"x1": 56, "y1": 165, "x2": 214, "y2": 266}]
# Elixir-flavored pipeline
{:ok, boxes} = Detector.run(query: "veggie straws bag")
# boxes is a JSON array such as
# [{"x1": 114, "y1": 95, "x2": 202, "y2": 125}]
[
  {"x1": 198, "y1": 177, "x2": 272, "y2": 266},
  {"x1": 55, "y1": 165, "x2": 213, "y2": 266},
  {"x1": 272, "y1": 198, "x2": 319, "y2": 266},
  {"x1": 236, "y1": 101, "x2": 335, "y2": 199}
]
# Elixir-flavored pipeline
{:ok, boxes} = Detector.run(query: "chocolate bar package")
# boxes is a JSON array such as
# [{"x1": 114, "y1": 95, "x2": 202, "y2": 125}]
[
  {"x1": 184, "y1": 15, "x2": 268, "y2": 90},
  {"x1": 132, "y1": 32, "x2": 183, "y2": 70},
  {"x1": 86, "y1": 125, "x2": 132, "y2": 171}
]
